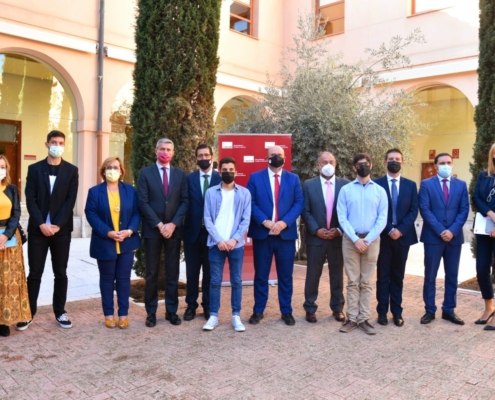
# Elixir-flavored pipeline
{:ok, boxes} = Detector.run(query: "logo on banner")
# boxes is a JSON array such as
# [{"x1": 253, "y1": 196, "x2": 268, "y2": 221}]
[
  {"x1": 265, "y1": 142, "x2": 275, "y2": 148},
  {"x1": 244, "y1": 155, "x2": 254, "y2": 163},
  {"x1": 222, "y1": 142, "x2": 233, "y2": 149}
]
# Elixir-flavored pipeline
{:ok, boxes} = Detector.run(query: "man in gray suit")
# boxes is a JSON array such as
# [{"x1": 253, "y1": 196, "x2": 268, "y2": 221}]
[{"x1": 302, "y1": 152, "x2": 349, "y2": 323}]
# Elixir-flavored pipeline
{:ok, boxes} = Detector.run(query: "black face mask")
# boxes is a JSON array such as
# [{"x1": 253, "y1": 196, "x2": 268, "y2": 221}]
[
  {"x1": 268, "y1": 155, "x2": 285, "y2": 168},
  {"x1": 387, "y1": 161, "x2": 401, "y2": 174},
  {"x1": 197, "y1": 159, "x2": 212, "y2": 170},
  {"x1": 221, "y1": 172, "x2": 235, "y2": 184},
  {"x1": 356, "y1": 164, "x2": 371, "y2": 178}
]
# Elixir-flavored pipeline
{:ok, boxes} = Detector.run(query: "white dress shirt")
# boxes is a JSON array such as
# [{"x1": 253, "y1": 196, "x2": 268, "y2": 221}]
[
  {"x1": 156, "y1": 161, "x2": 170, "y2": 185},
  {"x1": 437, "y1": 174, "x2": 450, "y2": 192},
  {"x1": 387, "y1": 174, "x2": 401, "y2": 195},
  {"x1": 319, "y1": 174, "x2": 336, "y2": 203},
  {"x1": 199, "y1": 167, "x2": 212, "y2": 189},
  {"x1": 268, "y1": 168, "x2": 283, "y2": 221}
]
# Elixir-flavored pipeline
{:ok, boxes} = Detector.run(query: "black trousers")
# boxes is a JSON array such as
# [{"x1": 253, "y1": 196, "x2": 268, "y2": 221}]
[
  {"x1": 27, "y1": 233, "x2": 71, "y2": 317},
  {"x1": 184, "y1": 228, "x2": 210, "y2": 310},
  {"x1": 475, "y1": 234, "x2": 495, "y2": 300},
  {"x1": 144, "y1": 236, "x2": 181, "y2": 315},
  {"x1": 376, "y1": 235, "x2": 410, "y2": 316},
  {"x1": 303, "y1": 241, "x2": 345, "y2": 313}
]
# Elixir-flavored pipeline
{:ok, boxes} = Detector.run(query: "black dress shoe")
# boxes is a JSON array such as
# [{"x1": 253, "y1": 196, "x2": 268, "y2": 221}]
[
  {"x1": 393, "y1": 314, "x2": 404, "y2": 327},
  {"x1": 305, "y1": 312, "x2": 317, "y2": 323},
  {"x1": 145, "y1": 314, "x2": 156, "y2": 328},
  {"x1": 377, "y1": 314, "x2": 388, "y2": 326},
  {"x1": 249, "y1": 312, "x2": 263, "y2": 325},
  {"x1": 204, "y1": 308, "x2": 210, "y2": 320},
  {"x1": 165, "y1": 312, "x2": 182, "y2": 326},
  {"x1": 281, "y1": 313, "x2": 295, "y2": 326},
  {"x1": 0, "y1": 325, "x2": 10, "y2": 337},
  {"x1": 484, "y1": 324, "x2": 495, "y2": 331},
  {"x1": 441, "y1": 311, "x2": 464, "y2": 325},
  {"x1": 420, "y1": 312, "x2": 435, "y2": 324},
  {"x1": 183, "y1": 308, "x2": 196, "y2": 321},
  {"x1": 475, "y1": 311, "x2": 495, "y2": 325}
]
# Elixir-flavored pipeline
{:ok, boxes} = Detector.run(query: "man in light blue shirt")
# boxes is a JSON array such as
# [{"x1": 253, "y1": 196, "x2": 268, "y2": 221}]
[{"x1": 337, "y1": 153, "x2": 388, "y2": 335}]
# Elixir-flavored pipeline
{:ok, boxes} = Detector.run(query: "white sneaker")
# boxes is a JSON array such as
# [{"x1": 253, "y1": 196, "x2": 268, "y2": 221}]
[
  {"x1": 203, "y1": 316, "x2": 219, "y2": 331},
  {"x1": 232, "y1": 315, "x2": 245, "y2": 332}
]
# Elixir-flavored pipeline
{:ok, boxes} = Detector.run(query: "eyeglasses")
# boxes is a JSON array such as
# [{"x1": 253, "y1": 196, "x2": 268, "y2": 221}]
[
  {"x1": 487, "y1": 188, "x2": 495, "y2": 202},
  {"x1": 106, "y1": 166, "x2": 120, "y2": 171}
]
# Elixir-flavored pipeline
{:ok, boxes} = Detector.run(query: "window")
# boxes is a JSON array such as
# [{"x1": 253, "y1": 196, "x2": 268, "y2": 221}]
[
  {"x1": 317, "y1": 0, "x2": 345, "y2": 36},
  {"x1": 230, "y1": 0, "x2": 254, "y2": 37},
  {"x1": 411, "y1": 0, "x2": 453, "y2": 15}
]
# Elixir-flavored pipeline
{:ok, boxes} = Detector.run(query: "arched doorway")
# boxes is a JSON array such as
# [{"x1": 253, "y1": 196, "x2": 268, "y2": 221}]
[
  {"x1": 215, "y1": 95, "x2": 257, "y2": 133},
  {"x1": 0, "y1": 53, "x2": 77, "y2": 199}
]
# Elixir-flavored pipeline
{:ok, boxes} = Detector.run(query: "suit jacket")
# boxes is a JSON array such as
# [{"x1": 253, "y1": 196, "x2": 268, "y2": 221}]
[
  {"x1": 247, "y1": 168, "x2": 304, "y2": 240},
  {"x1": 182, "y1": 169, "x2": 221, "y2": 244},
  {"x1": 85, "y1": 181, "x2": 141, "y2": 260},
  {"x1": 374, "y1": 175, "x2": 419, "y2": 247},
  {"x1": 1, "y1": 184, "x2": 21, "y2": 240},
  {"x1": 302, "y1": 176, "x2": 350, "y2": 247},
  {"x1": 419, "y1": 175, "x2": 469, "y2": 245},
  {"x1": 25, "y1": 158, "x2": 79, "y2": 235},
  {"x1": 137, "y1": 164, "x2": 189, "y2": 239}
]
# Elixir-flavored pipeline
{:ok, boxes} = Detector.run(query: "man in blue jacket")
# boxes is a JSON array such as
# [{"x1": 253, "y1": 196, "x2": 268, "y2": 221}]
[
  {"x1": 247, "y1": 145, "x2": 304, "y2": 326},
  {"x1": 418, "y1": 152, "x2": 469, "y2": 325}
]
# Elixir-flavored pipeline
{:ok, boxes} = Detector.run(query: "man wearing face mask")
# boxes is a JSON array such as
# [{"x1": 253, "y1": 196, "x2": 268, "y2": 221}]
[
  {"x1": 374, "y1": 149, "x2": 418, "y2": 327},
  {"x1": 337, "y1": 153, "x2": 388, "y2": 335},
  {"x1": 302, "y1": 152, "x2": 349, "y2": 323},
  {"x1": 418, "y1": 153, "x2": 469, "y2": 325},
  {"x1": 137, "y1": 138, "x2": 189, "y2": 328},
  {"x1": 247, "y1": 146, "x2": 304, "y2": 326},
  {"x1": 19, "y1": 130, "x2": 78, "y2": 331},
  {"x1": 182, "y1": 144, "x2": 221, "y2": 321}
]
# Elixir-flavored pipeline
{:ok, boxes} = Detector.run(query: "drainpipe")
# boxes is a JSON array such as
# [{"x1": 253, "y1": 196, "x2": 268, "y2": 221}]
[{"x1": 96, "y1": 0, "x2": 105, "y2": 182}]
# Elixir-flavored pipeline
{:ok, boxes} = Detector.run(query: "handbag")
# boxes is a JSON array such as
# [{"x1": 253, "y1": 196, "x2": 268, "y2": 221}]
[
  {"x1": 17, "y1": 223, "x2": 27, "y2": 245},
  {"x1": 0, "y1": 228, "x2": 17, "y2": 248}
]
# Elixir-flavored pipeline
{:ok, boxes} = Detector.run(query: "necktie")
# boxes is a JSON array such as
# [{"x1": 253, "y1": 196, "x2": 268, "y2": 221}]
[
  {"x1": 442, "y1": 179, "x2": 449, "y2": 203},
  {"x1": 391, "y1": 179, "x2": 398, "y2": 225},
  {"x1": 325, "y1": 180, "x2": 333, "y2": 229},
  {"x1": 274, "y1": 174, "x2": 280, "y2": 222},
  {"x1": 203, "y1": 174, "x2": 209, "y2": 198},
  {"x1": 162, "y1": 167, "x2": 169, "y2": 197}
]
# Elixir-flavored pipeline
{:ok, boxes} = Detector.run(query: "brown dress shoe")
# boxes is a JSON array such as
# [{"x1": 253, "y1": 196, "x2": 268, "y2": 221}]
[
  {"x1": 339, "y1": 320, "x2": 357, "y2": 333},
  {"x1": 306, "y1": 312, "x2": 317, "y2": 323},
  {"x1": 333, "y1": 311, "x2": 345, "y2": 322},
  {"x1": 358, "y1": 320, "x2": 376, "y2": 335}
]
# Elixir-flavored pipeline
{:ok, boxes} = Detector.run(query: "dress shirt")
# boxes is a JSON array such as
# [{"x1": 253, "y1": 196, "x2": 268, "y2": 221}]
[
  {"x1": 437, "y1": 174, "x2": 450, "y2": 192},
  {"x1": 156, "y1": 161, "x2": 170, "y2": 185},
  {"x1": 199, "y1": 167, "x2": 212, "y2": 188},
  {"x1": 387, "y1": 174, "x2": 401, "y2": 195},
  {"x1": 336, "y1": 179, "x2": 388, "y2": 243},
  {"x1": 268, "y1": 168, "x2": 282, "y2": 221},
  {"x1": 320, "y1": 175, "x2": 336, "y2": 203}
]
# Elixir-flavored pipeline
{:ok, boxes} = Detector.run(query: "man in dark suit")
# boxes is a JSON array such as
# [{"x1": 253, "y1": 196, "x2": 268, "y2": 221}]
[
  {"x1": 374, "y1": 148, "x2": 418, "y2": 327},
  {"x1": 247, "y1": 145, "x2": 304, "y2": 326},
  {"x1": 137, "y1": 138, "x2": 189, "y2": 327},
  {"x1": 419, "y1": 152, "x2": 469, "y2": 325},
  {"x1": 302, "y1": 151, "x2": 349, "y2": 323},
  {"x1": 182, "y1": 144, "x2": 221, "y2": 321},
  {"x1": 18, "y1": 130, "x2": 78, "y2": 331}
]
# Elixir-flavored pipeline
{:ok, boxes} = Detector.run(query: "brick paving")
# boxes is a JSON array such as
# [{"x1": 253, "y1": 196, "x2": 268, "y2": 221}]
[{"x1": 0, "y1": 266, "x2": 492, "y2": 399}]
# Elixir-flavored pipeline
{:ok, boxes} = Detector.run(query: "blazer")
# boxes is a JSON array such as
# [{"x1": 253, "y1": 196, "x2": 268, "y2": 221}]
[
  {"x1": 374, "y1": 175, "x2": 419, "y2": 247},
  {"x1": 1, "y1": 184, "x2": 21, "y2": 240},
  {"x1": 182, "y1": 169, "x2": 221, "y2": 244},
  {"x1": 25, "y1": 158, "x2": 79, "y2": 235},
  {"x1": 472, "y1": 170, "x2": 495, "y2": 216},
  {"x1": 419, "y1": 175, "x2": 469, "y2": 245},
  {"x1": 137, "y1": 164, "x2": 189, "y2": 239},
  {"x1": 247, "y1": 168, "x2": 304, "y2": 241},
  {"x1": 302, "y1": 176, "x2": 350, "y2": 247},
  {"x1": 85, "y1": 181, "x2": 141, "y2": 260}
]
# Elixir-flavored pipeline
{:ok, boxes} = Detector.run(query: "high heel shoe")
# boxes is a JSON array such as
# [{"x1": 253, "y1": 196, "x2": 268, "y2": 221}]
[
  {"x1": 475, "y1": 311, "x2": 495, "y2": 325},
  {"x1": 105, "y1": 318, "x2": 116, "y2": 329},
  {"x1": 118, "y1": 318, "x2": 129, "y2": 329}
]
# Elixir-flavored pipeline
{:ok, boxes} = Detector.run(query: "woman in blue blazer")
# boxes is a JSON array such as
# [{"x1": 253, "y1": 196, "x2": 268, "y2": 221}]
[{"x1": 85, "y1": 157, "x2": 141, "y2": 329}]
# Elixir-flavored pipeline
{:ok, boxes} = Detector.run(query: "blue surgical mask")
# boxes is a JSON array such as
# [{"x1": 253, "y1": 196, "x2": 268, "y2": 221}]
[
  {"x1": 49, "y1": 145, "x2": 64, "y2": 158},
  {"x1": 437, "y1": 165, "x2": 452, "y2": 178}
]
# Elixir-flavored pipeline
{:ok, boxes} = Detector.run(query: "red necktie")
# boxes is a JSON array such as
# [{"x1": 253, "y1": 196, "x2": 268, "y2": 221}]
[
  {"x1": 442, "y1": 179, "x2": 449, "y2": 203},
  {"x1": 162, "y1": 167, "x2": 169, "y2": 197},
  {"x1": 274, "y1": 174, "x2": 280, "y2": 222}
]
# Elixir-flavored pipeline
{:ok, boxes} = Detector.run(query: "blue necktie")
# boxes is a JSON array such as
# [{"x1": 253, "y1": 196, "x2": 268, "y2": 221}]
[{"x1": 391, "y1": 179, "x2": 398, "y2": 225}]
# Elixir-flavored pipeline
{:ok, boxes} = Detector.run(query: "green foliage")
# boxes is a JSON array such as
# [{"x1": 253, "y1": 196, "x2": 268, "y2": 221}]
[
  {"x1": 224, "y1": 14, "x2": 427, "y2": 183},
  {"x1": 130, "y1": 0, "x2": 221, "y2": 277}
]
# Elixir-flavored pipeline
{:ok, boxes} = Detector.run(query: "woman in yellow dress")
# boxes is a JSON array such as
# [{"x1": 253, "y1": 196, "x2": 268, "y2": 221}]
[{"x1": 0, "y1": 155, "x2": 31, "y2": 337}]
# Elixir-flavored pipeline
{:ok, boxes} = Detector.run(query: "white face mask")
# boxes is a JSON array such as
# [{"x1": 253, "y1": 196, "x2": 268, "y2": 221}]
[
  {"x1": 437, "y1": 165, "x2": 453, "y2": 179},
  {"x1": 321, "y1": 163, "x2": 335, "y2": 178},
  {"x1": 49, "y1": 145, "x2": 64, "y2": 158},
  {"x1": 0, "y1": 169, "x2": 6, "y2": 181},
  {"x1": 105, "y1": 170, "x2": 121, "y2": 182}
]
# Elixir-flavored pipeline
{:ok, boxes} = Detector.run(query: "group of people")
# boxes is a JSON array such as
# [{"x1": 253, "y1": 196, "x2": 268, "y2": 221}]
[{"x1": 1, "y1": 129, "x2": 495, "y2": 338}]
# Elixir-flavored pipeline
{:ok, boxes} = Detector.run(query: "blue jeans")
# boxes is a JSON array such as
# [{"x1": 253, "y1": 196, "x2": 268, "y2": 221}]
[
  {"x1": 209, "y1": 246, "x2": 244, "y2": 316},
  {"x1": 97, "y1": 252, "x2": 134, "y2": 317}
]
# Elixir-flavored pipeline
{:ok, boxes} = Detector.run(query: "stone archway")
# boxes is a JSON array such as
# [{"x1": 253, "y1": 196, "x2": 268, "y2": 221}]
[{"x1": 215, "y1": 95, "x2": 257, "y2": 133}]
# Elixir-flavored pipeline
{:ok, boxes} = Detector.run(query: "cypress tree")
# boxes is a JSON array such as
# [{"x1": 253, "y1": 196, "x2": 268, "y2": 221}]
[{"x1": 130, "y1": 1, "x2": 221, "y2": 277}]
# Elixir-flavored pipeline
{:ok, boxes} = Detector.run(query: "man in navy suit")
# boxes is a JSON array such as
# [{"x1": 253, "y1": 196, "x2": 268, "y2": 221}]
[
  {"x1": 419, "y1": 152, "x2": 469, "y2": 325},
  {"x1": 374, "y1": 149, "x2": 418, "y2": 327},
  {"x1": 182, "y1": 144, "x2": 221, "y2": 321},
  {"x1": 247, "y1": 145, "x2": 304, "y2": 326}
]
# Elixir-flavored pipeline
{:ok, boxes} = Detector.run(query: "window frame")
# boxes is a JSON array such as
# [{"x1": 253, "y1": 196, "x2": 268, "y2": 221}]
[
  {"x1": 316, "y1": 0, "x2": 345, "y2": 37},
  {"x1": 410, "y1": 0, "x2": 453, "y2": 16},
  {"x1": 229, "y1": 0, "x2": 255, "y2": 38}
]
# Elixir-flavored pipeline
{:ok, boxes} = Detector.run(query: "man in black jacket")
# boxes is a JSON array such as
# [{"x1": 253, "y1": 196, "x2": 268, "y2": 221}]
[
  {"x1": 137, "y1": 138, "x2": 189, "y2": 327},
  {"x1": 18, "y1": 130, "x2": 79, "y2": 330}
]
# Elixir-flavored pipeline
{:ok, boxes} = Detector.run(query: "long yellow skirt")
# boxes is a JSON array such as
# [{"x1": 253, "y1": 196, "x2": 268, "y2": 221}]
[{"x1": 0, "y1": 229, "x2": 31, "y2": 325}]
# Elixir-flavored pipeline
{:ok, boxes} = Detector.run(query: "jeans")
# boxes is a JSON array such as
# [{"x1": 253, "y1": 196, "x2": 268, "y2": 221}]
[
  {"x1": 209, "y1": 246, "x2": 244, "y2": 316},
  {"x1": 97, "y1": 252, "x2": 134, "y2": 317}
]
